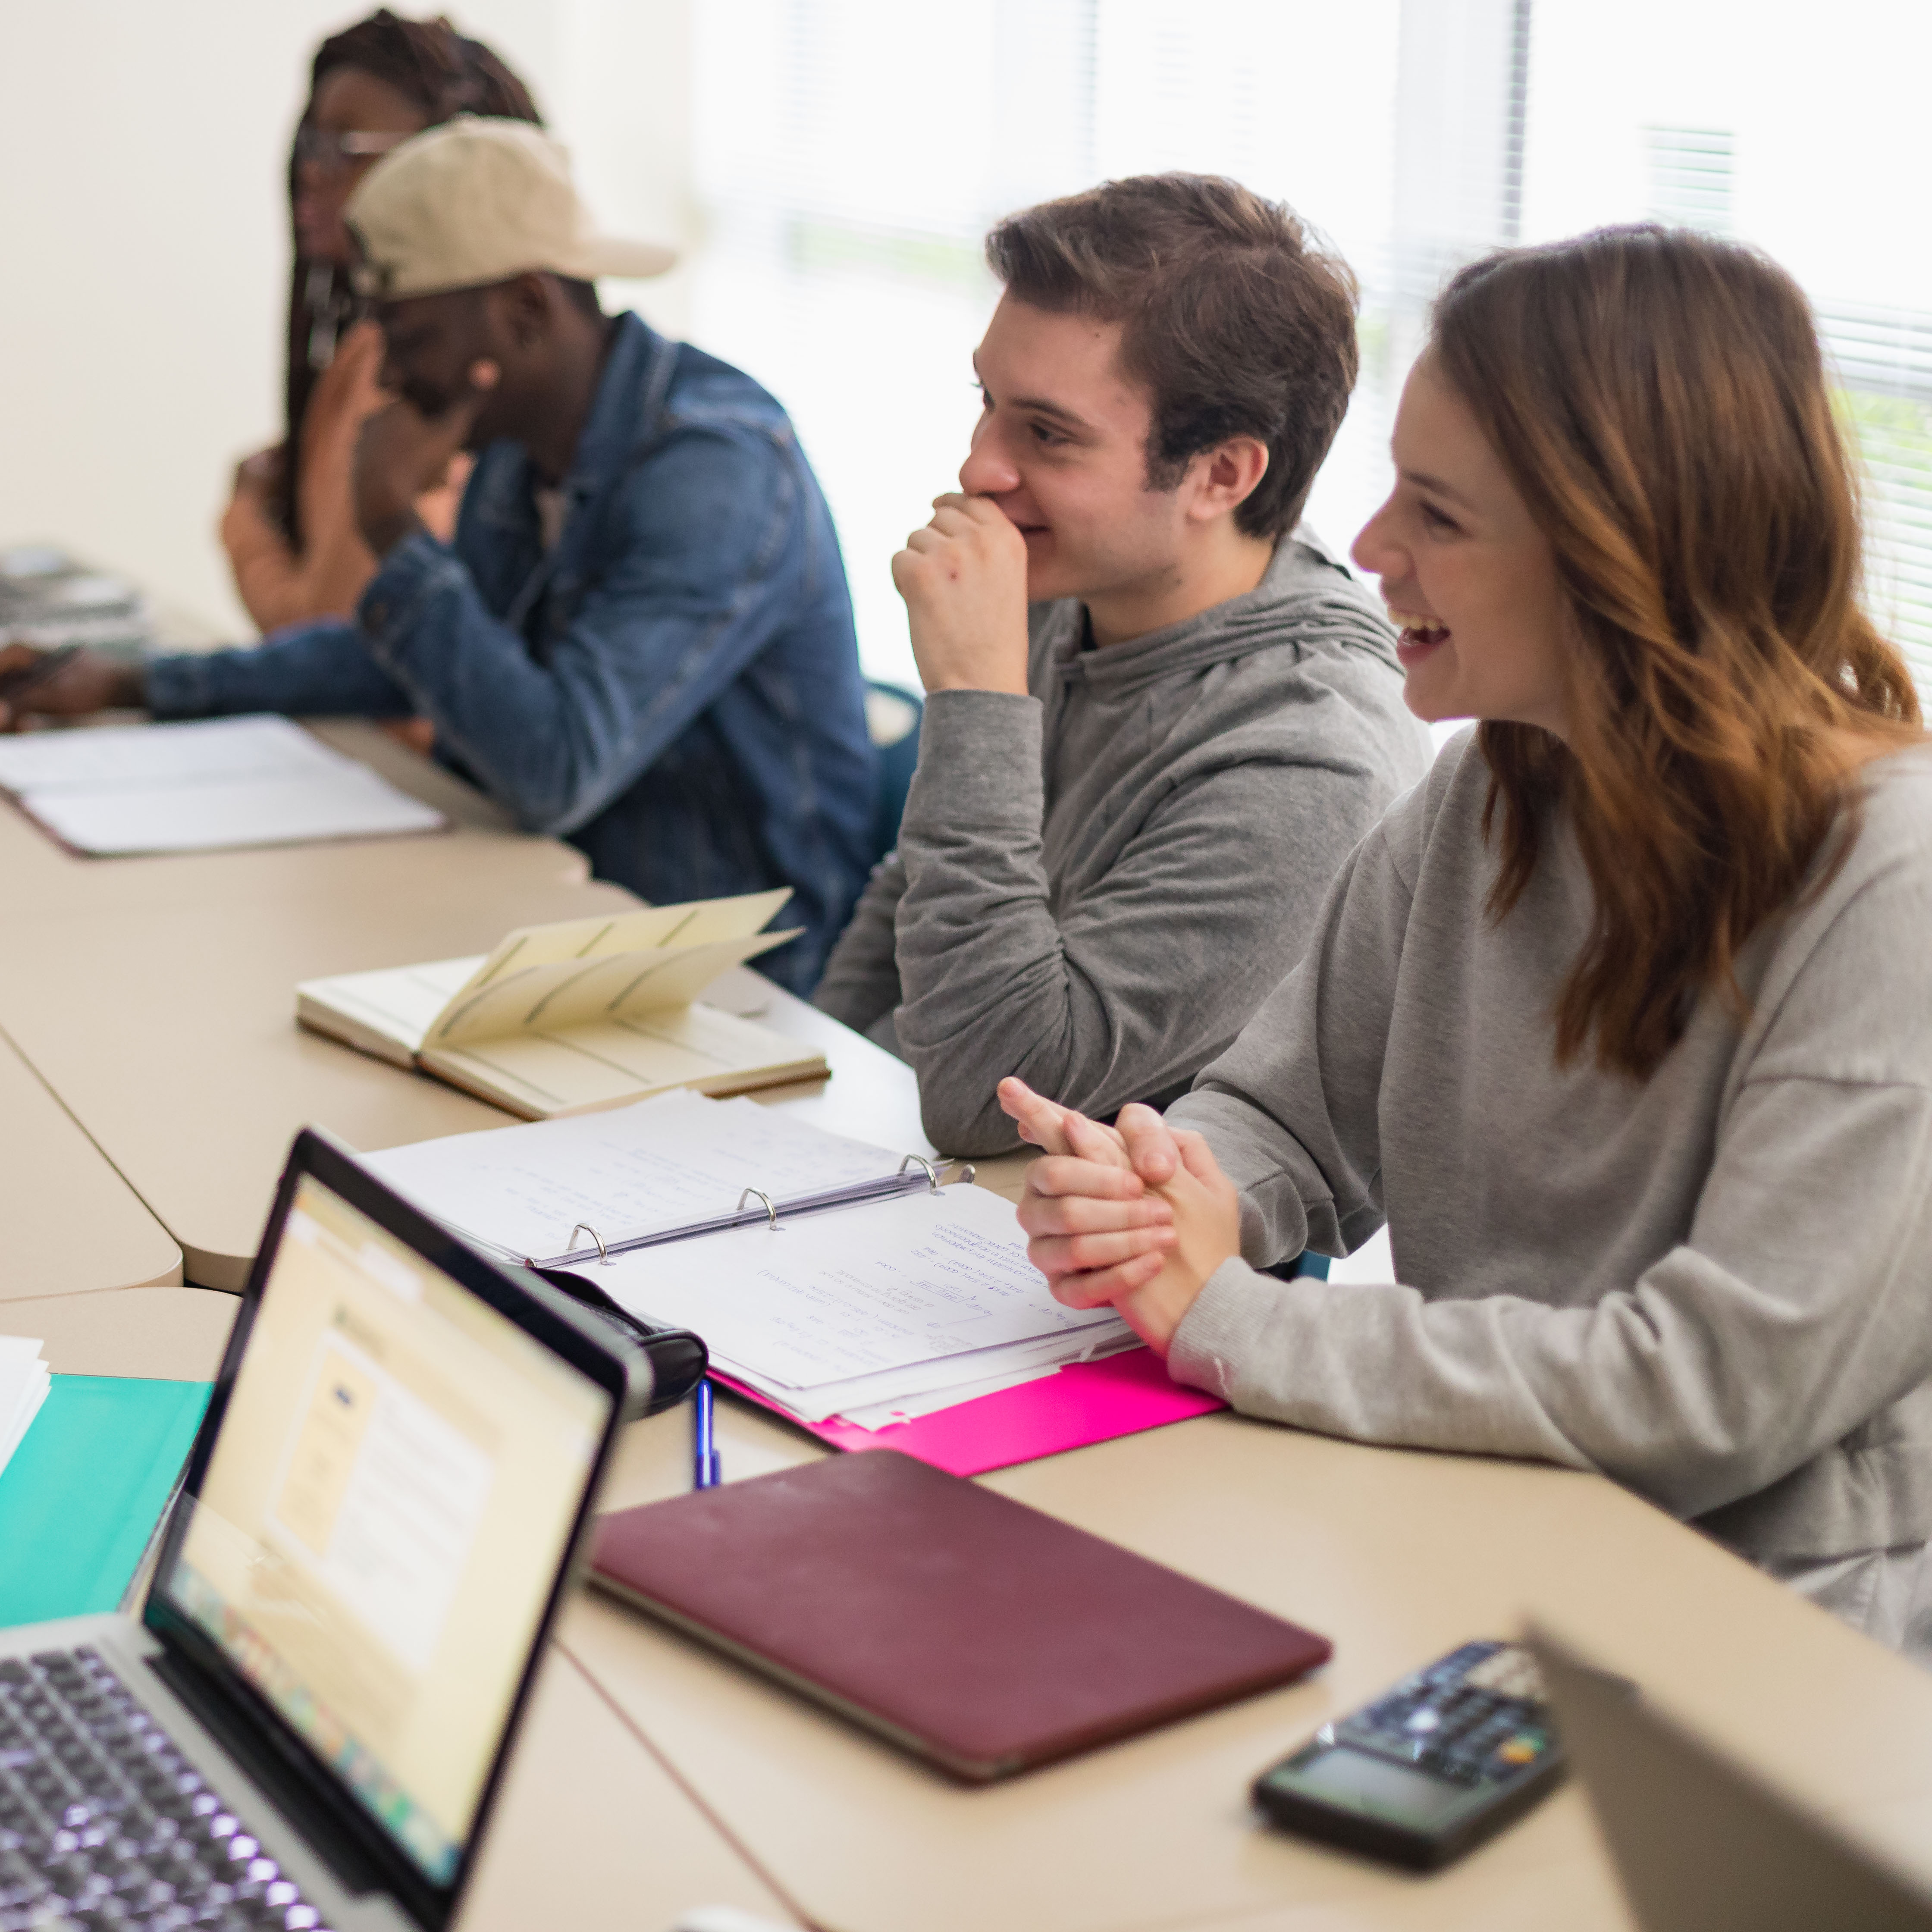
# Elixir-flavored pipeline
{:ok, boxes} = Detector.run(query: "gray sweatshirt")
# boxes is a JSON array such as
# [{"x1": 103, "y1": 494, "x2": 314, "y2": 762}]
[
  {"x1": 1168, "y1": 731, "x2": 1932, "y2": 1564},
  {"x1": 813, "y1": 531, "x2": 1430, "y2": 1155}
]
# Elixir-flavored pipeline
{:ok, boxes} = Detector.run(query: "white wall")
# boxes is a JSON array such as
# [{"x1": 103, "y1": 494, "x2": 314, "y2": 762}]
[{"x1": 0, "y1": 0, "x2": 691, "y2": 639}]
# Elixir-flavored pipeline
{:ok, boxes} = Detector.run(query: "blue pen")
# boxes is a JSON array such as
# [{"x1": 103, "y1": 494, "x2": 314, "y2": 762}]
[{"x1": 692, "y1": 1378, "x2": 721, "y2": 1490}]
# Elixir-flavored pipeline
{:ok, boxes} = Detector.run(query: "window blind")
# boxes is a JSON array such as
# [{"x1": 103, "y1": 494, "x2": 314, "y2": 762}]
[
  {"x1": 688, "y1": 0, "x2": 1401, "y2": 685},
  {"x1": 690, "y1": 0, "x2": 1932, "y2": 704},
  {"x1": 1821, "y1": 306, "x2": 1932, "y2": 699}
]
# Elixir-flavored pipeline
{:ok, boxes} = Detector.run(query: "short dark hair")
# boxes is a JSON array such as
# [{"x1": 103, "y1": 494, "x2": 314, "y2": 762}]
[{"x1": 985, "y1": 174, "x2": 1359, "y2": 539}]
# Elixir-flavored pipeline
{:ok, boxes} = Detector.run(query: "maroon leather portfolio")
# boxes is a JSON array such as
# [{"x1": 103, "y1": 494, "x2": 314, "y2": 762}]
[{"x1": 589, "y1": 1448, "x2": 1331, "y2": 1781}]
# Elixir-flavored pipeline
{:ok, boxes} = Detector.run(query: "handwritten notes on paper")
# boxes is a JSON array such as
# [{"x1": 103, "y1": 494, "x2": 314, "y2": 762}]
[
  {"x1": 365, "y1": 1091, "x2": 893, "y2": 1259},
  {"x1": 598, "y1": 1182, "x2": 1113, "y2": 1390},
  {"x1": 361, "y1": 1089, "x2": 1127, "y2": 1413}
]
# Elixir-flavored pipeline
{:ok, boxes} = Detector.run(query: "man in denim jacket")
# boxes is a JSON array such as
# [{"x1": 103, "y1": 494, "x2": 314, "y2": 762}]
[{"x1": 1, "y1": 119, "x2": 874, "y2": 991}]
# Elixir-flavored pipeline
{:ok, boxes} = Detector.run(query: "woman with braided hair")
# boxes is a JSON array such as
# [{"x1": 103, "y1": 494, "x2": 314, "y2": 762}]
[{"x1": 220, "y1": 10, "x2": 540, "y2": 634}]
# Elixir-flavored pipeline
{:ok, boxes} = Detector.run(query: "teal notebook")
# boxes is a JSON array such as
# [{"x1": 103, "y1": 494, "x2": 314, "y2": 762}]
[{"x1": 0, "y1": 1375, "x2": 212, "y2": 1629}]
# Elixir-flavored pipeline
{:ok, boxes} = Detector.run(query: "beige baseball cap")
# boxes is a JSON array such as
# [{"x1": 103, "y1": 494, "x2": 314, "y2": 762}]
[{"x1": 345, "y1": 115, "x2": 677, "y2": 301}]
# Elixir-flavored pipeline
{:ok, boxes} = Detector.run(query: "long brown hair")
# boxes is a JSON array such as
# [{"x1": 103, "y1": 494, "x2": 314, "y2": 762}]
[
  {"x1": 1432, "y1": 225, "x2": 1920, "y2": 1078},
  {"x1": 278, "y1": 11, "x2": 540, "y2": 545}
]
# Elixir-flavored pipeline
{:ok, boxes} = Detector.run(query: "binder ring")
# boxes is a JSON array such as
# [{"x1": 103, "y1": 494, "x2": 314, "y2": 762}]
[
  {"x1": 898, "y1": 1155, "x2": 941, "y2": 1195},
  {"x1": 569, "y1": 1223, "x2": 611, "y2": 1266},
  {"x1": 738, "y1": 1187, "x2": 781, "y2": 1230}
]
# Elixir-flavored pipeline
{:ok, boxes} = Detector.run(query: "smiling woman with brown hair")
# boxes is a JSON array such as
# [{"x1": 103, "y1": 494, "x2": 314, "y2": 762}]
[{"x1": 1000, "y1": 225, "x2": 1932, "y2": 1657}]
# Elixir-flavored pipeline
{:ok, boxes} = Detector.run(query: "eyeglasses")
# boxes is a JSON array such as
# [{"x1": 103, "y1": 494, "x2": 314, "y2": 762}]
[{"x1": 294, "y1": 126, "x2": 413, "y2": 176}]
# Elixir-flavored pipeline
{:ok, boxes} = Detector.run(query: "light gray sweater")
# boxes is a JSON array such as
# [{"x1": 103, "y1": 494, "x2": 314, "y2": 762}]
[
  {"x1": 813, "y1": 531, "x2": 1430, "y2": 1155},
  {"x1": 1168, "y1": 731, "x2": 1932, "y2": 1563}
]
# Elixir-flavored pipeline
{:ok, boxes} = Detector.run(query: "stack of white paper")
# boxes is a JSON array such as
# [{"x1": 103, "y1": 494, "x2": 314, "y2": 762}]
[
  {"x1": 0, "y1": 1337, "x2": 51, "y2": 1479},
  {"x1": 366, "y1": 1093, "x2": 1132, "y2": 1429},
  {"x1": 0, "y1": 715, "x2": 447, "y2": 855}
]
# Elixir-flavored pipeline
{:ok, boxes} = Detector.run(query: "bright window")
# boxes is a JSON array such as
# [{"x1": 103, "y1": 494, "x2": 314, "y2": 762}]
[{"x1": 690, "y1": 0, "x2": 1932, "y2": 700}]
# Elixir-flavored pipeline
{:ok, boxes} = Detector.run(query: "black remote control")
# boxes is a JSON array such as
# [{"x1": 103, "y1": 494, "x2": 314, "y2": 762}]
[{"x1": 1251, "y1": 1640, "x2": 1565, "y2": 1870}]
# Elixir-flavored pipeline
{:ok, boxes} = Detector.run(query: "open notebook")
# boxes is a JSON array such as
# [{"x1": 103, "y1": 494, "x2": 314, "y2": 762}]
[
  {"x1": 297, "y1": 890, "x2": 825, "y2": 1120},
  {"x1": 0, "y1": 715, "x2": 446, "y2": 854},
  {"x1": 362, "y1": 1092, "x2": 1216, "y2": 1471}
]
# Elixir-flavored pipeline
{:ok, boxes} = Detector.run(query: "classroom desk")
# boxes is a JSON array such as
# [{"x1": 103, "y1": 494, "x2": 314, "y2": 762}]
[
  {"x1": 0, "y1": 1239, "x2": 800, "y2": 1929},
  {"x1": 460, "y1": 1644, "x2": 801, "y2": 1932},
  {"x1": 13, "y1": 703, "x2": 1928, "y2": 1929},
  {"x1": 566, "y1": 1390, "x2": 1932, "y2": 1932},
  {"x1": 569, "y1": 1401, "x2": 1631, "y2": 1932},
  {"x1": 706, "y1": 963, "x2": 937, "y2": 1159},
  {"x1": 0, "y1": 715, "x2": 962, "y2": 1288},
  {"x1": 707, "y1": 963, "x2": 1041, "y2": 1198},
  {"x1": 0, "y1": 724, "x2": 640, "y2": 1288},
  {"x1": 0, "y1": 718, "x2": 596, "y2": 916},
  {"x1": 0, "y1": 1024, "x2": 180, "y2": 1303},
  {"x1": 8, "y1": 1286, "x2": 236, "y2": 1377}
]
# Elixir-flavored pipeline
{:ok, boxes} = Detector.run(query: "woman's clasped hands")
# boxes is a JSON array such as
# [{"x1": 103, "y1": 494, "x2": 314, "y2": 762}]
[{"x1": 998, "y1": 1077, "x2": 1243, "y2": 1354}]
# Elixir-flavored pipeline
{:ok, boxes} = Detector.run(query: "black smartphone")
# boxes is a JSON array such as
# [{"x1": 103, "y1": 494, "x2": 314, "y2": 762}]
[{"x1": 1251, "y1": 1640, "x2": 1565, "y2": 1870}]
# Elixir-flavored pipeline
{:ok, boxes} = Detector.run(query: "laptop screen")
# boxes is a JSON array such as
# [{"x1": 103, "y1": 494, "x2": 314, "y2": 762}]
[{"x1": 153, "y1": 1171, "x2": 613, "y2": 1885}]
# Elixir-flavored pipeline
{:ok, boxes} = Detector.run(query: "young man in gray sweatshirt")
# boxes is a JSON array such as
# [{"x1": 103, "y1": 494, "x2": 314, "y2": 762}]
[{"x1": 813, "y1": 175, "x2": 1429, "y2": 1155}]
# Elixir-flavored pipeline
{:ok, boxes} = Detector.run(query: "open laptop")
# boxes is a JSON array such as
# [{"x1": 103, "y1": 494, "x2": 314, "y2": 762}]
[
  {"x1": 0, "y1": 1127, "x2": 635, "y2": 1932},
  {"x1": 1530, "y1": 1626, "x2": 1932, "y2": 1932}
]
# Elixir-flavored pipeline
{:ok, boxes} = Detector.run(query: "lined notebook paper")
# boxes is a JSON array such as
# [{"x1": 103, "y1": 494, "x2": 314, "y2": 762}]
[
  {"x1": 364, "y1": 1092, "x2": 1132, "y2": 1431},
  {"x1": 0, "y1": 715, "x2": 447, "y2": 854}
]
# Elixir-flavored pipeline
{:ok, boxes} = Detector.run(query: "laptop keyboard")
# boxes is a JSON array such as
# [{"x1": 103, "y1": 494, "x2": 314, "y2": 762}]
[{"x1": 0, "y1": 1647, "x2": 327, "y2": 1932}]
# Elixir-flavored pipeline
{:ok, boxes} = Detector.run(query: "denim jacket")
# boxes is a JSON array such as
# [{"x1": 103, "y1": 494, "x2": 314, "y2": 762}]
[{"x1": 148, "y1": 314, "x2": 875, "y2": 991}]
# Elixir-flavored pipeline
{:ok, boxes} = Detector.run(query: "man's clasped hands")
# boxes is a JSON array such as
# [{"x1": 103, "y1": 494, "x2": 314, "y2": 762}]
[{"x1": 998, "y1": 1076, "x2": 1245, "y2": 1353}]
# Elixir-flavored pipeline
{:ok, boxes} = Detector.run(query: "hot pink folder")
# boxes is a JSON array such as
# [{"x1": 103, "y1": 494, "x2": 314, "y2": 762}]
[{"x1": 715, "y1": 1345, "x2": 1224, "y2": 1477}]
